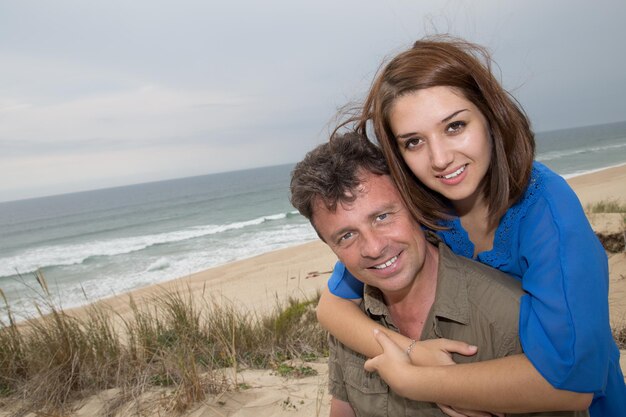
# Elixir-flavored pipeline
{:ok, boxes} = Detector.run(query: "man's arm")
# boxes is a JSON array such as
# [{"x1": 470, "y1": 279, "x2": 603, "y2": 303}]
[
  {"x1": 364, "y1": 331, "x2": 592, "y2": 413},
  {"x1": 329, "y1": 397, "x2": 356, "y2": 417}
]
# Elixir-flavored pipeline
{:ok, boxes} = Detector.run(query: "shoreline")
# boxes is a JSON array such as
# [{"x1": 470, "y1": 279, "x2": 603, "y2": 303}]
[
  {"x1": 32, "y1": 162, "x2": 626, "y2": 322},
  {"x1": 564, "y1": 163, "x2": 626, "y2": 207},
  {"x1": 70, "y1": 239, "x2": 337, "y2": 322},
  {"x1": 561, "y1": 161, "x2": 626, "y2": 180},
  {"x1": 60, "y1": 163, "x2": 625, "y2": 322}
]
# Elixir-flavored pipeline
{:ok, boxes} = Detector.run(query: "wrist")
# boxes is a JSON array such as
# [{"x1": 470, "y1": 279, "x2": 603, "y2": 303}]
[{"x1": 406, "y1": 339, "x2": 418, "y2": 356}]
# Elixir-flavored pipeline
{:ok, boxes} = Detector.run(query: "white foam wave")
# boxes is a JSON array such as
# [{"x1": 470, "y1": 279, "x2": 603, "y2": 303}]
[
  {"x1": 146, "y1": 258, "x2": 170, "y2": 272},
  {"x1": 537, "y1": 142, "x2": 626, "y2": 162},
  {"x1": 561, "y1": 162, "x2": 626, "y2": 179},
  {"x1": 0, "y1": 212, "x2": 293, "y2": 278},
  {"x1": 0, "y1": 222, "x2": 319, "y2": 323}
]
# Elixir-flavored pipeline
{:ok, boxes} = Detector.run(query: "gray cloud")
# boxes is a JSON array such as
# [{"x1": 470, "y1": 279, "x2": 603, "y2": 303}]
[{"x1": 0, "y1": 0, "x2": 625, "y2": 201}]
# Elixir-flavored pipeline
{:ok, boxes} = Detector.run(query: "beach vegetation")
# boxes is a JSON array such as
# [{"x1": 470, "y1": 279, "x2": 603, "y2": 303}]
[
  {"x1": 613, "y1": 322, "x2": 626, "y2": 350},
  {"x1": 586, "y1": 198, "x2": 626, "y2": 214},
  {"x1": 585, "y1": 199, "x2": 626, "y2": 253},
  {"x1": 274, "y1": 363, "x2": 318, "y2": 378},
  {"x1": 0, "y1": 276, "x2": 328, "y2": 416}
]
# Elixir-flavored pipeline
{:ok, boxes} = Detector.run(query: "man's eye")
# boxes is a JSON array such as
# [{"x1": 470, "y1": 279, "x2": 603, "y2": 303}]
[
  {"x1": 339, "y1": 232, "x2": 354, "y2": 242},
  {"x1": 376, "y1": 213, "x2": 389, "y2": 221}
]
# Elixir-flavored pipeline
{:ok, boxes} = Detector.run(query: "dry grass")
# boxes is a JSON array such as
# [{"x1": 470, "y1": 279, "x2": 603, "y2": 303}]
[
  {"x1": 586, "y1": 198, "x2": 626, "y2": 214},
  {"x1": 614, "y1": 323, "x2": 626, "y2": 350},
  {"x1": 586, "y1": 199, "x2": 626, "y2": 253},
  {"x1": 586, "y1": 200, "x2": 626, "y2": 347},
  {"x1": 0, "y1": 275, "x2": 326, "y2": 416}
]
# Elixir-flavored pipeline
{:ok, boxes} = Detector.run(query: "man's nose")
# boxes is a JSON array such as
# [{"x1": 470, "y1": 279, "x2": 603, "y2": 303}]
[{"x1": 359, "y1": 229, "x2": 387, "y2": 259}]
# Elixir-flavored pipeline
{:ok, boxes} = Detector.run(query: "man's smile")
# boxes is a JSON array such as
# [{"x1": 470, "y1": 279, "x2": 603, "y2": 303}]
[{"x1": 371, "y1": 254, "x2": 400, "y2": 270}]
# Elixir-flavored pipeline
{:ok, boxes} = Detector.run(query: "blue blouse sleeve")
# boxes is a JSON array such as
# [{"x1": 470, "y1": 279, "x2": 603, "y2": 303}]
[
  {"x1": 517, "y1": 174, "x2": 611, "y2": 393},
  {"x1": 327, "y1": 260, "x2": 364, "y2": 299}
]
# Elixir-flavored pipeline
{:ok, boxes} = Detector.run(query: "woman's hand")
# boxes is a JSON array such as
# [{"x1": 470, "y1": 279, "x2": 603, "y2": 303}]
[
  {"x1": 364, "y1": 330, "x2": 502, "y2": 417},
  {"x1": 363, "y1": 329, "x2": 412, "y2": 378},
  {"x1": 407, "y1": 336, "x2": 478, "y2": 366}
]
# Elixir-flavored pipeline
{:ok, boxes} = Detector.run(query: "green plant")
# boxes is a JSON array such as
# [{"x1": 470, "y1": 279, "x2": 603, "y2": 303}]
[{"x1": 274, "y1": 363, "x2": 318, "y2": 378}]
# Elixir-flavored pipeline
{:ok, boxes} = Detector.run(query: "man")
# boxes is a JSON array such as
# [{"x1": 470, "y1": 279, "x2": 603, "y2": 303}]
[{"x1": 289, "y1": 133, "x2": 587, "y2": 417}]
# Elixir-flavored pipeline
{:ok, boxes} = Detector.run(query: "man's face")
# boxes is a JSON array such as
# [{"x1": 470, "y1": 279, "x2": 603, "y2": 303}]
[{"x1": 313, "y1": 171, "x2": 428, "y2": 295}]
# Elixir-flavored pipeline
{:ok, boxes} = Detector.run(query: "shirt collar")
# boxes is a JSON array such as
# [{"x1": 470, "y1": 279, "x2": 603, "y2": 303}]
[
  {"x1": 431, "y1": 241, "x2": 470, "y2": 326},
  {"x1": 362, "y1": 235, "x2": 470, "y2": 332}
]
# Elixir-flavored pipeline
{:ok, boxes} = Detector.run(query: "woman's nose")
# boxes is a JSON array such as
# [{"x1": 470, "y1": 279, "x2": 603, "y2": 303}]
[{"x1": 429, "y1": 139, "x2": 453, "y2": 170}]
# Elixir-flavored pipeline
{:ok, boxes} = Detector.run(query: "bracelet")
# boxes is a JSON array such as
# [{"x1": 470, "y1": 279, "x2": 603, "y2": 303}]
[{"x1": 406, "y1": 339, "x2": 417, "y2": 356}]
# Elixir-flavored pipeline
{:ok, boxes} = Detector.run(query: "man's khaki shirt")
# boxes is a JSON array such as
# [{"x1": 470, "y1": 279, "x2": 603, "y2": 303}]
[{"x1": 328, "y1": 238, "x2": 588, "y2": 417}]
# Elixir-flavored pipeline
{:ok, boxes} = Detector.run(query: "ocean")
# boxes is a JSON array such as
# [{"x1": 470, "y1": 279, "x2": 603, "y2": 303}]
[{"x1": 1, "y1": 121, "x2": 626, "y2": 322}]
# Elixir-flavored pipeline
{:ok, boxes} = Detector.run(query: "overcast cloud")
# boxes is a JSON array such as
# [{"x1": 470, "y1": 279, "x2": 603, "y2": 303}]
[{"x1": 1, "y1": 0, "x2": 625, "y2": 202}]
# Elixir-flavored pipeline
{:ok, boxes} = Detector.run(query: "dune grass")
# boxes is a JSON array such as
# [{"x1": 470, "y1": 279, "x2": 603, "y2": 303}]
[
  {"x1": 586, "y1": 199, "x2": 626, "y2": 346},
  {"x1": 0, "y1": 278, "x2": 326, "y2": 416},
  {"x1": 585, "y1": 199, "x2": 626, "y2": 253},
  {"x1": 586, "y1": 199, "x2": 626, "y2": 214},
  {"x1": 614, "y1": 324, "x2": 626, "y2": 350}
]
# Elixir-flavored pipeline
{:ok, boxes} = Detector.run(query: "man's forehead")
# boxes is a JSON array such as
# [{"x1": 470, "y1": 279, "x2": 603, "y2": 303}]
[
  {"x1": 311, "y1": 175, "x2": 379, "y2": 215},
  {"x1": 312, "y1": 176, "x2": 404, "y2": 217},
  {"x1": 311, "y1": 174, "x2": 398, "y2": 219}
]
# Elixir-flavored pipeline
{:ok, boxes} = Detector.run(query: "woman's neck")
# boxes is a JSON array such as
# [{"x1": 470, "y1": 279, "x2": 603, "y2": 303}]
[{"x1": 456, "y1": 196, "x2": 497, "y2": 257}]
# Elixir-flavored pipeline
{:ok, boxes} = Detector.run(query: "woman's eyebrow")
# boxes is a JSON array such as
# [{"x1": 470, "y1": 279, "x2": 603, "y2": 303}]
[
  {"x1": 396, "y1": 108, "x2": 470, "y2": 140},
  {"x1": 441, "y1": 109, "x2": 468, "y2": 123}
]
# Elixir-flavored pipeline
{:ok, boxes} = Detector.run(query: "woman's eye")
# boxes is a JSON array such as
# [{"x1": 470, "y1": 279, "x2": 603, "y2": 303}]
[
  {"x1": 376, "y1": 213, "x2": 389, "y2": 221},
  {"x1": 404, "y1": 137, "x2": 424, "y2": 149},
  {"x1": 446, "y1": 121, "x2": 466, "y2": 133}
]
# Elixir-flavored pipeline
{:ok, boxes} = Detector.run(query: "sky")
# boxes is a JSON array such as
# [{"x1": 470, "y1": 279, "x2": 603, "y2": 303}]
[{"x1": 1, "y1": 0, "x2": 625, "y2": 202}]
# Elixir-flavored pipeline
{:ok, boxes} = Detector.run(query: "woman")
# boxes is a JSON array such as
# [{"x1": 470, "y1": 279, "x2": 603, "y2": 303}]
[{"x1": 317, "y1": 36, "x2": 625, "y2": 416}]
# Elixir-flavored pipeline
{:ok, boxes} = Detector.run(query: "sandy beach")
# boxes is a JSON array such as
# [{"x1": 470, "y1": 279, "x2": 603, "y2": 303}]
[{"x1": 5, "y1": 164, "x2": 626, "y2": 417}]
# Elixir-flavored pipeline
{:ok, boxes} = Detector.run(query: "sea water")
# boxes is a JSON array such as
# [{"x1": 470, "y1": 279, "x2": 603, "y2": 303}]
[
  {"x1": 536, "y1": 121, "x2": 626, "y2": 178},
  {"x1": 0, "y1": 164, "x2": 317, "y2": 321},
  {"x1": 1, "y1": 121, "x2": 625, "y2": 322}
]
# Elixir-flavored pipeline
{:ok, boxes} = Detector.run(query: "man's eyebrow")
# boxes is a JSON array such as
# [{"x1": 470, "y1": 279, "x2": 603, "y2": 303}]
[
  {"x1": 330, "y1": 226, "x2": 353, "y2": 243},
  {"x1": 328, "y1": 202, "x2": 401, "y2": 242},
  {"x1": 371, "y1": 203, "x2": 398, "y2": 217},
  {"x1": 396, "y1": 109, "x2": 469, "y2": 140}
]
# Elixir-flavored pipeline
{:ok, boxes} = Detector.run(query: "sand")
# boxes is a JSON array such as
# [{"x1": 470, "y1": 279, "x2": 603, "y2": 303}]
[{"x1": 8, "y1": 164, "x2": 626, "y2": 416}]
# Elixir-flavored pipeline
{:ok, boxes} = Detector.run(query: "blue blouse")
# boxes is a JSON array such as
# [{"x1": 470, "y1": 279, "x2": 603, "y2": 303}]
[{"x1": 327, "y1": 162, "x2": 626, "y2": 416}]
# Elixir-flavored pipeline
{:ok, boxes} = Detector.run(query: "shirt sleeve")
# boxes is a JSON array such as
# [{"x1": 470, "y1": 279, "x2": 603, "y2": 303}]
[
  {"x1": 517, "y1": 176, "x2": 612, "y2": 393},
  {"x1": 327, "y1": 260, "x2": 365, "y2": 299}
]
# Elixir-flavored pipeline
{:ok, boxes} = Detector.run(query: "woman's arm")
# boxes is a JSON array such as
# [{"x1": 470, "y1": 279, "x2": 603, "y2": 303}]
[
  {"x1": 317, "y1": 286, "x2": 410, "y2": 355},
  {"x1": 318, "y1": 286, "x2": 592, "y2": 413},
  {"x1": 364, "y1": 330, "x2": 592, "y2": 413},
  {"x1": 516, "y1": 184, "x2": 612, "y2": 393},
  {"x1": 317, "y1": 286, "x2": 478, "y2": 363},
  {"x1": 319, "y1": 288, "x2": 592, "y2": 413}
]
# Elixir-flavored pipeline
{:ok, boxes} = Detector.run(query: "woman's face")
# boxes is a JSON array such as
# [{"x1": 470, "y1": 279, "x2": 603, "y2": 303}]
[{"x1": 388, "y1": 86, "x2": 492, "y2": 212}]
